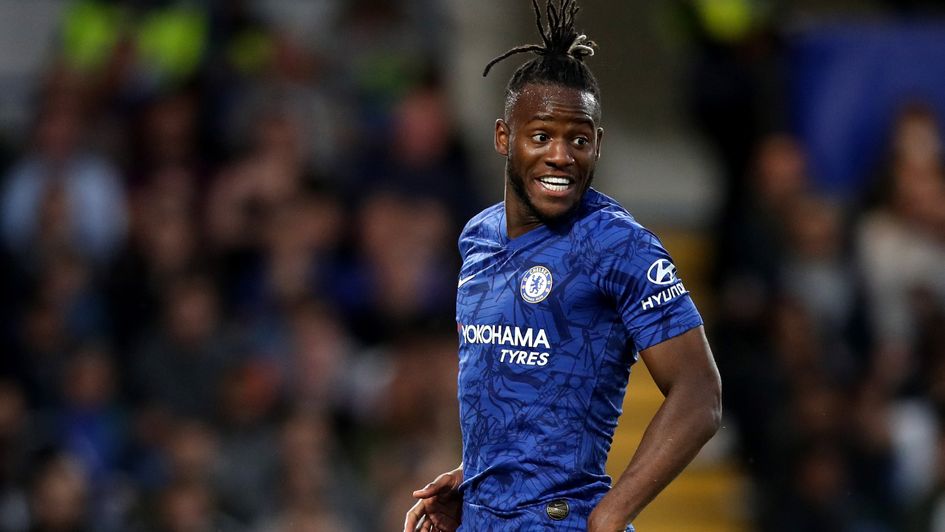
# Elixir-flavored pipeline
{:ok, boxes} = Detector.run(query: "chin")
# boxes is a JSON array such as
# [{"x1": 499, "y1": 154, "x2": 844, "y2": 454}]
[
  {"x1": 507, "y1": 164, "x2": 592, "y2": 225},
  {"x1": 531, "y1": 199, "x2": 579, "y2": 225}
]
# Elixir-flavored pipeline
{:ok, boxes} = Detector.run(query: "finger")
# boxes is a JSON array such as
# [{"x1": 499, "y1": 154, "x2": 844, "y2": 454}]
[
  {"x1": 412, "y1": 473, "x2": 453, "y2": 498},
  {"x1": 432, "y1": 514, "x2": 460, "y2": 532},
  {"x1": 419, "y1": 515, "x2": 433, "y2": 532},
  {"x1": 404, "y1": 500, "x2": 426, "y2": 532},
  {"x1": 430, "y1": 512, "x2": 460, "y2": 532},
  {"x1": 412, "y1": 479, "x2": 445, "y2": 498}
]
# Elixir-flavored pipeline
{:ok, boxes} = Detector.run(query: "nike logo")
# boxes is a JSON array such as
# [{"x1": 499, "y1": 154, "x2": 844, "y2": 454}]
[{"x1": 458, "y1": 273, "x2": 478, "y2": 288}]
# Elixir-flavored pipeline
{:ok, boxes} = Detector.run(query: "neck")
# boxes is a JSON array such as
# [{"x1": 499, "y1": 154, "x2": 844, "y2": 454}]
[{"x1": 504, "y1": 183, "x2": 544, "y2": 239}]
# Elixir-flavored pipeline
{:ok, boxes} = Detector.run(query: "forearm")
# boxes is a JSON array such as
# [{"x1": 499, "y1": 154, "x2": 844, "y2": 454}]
[{"x1": 594, "y1": 383, "x2": 721, "y2": 527}]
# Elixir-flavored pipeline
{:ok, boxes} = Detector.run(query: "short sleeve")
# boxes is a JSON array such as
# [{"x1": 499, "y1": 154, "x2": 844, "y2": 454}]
[{"x1": 597, "y1": 226, "x2": 703, "y2": 353}]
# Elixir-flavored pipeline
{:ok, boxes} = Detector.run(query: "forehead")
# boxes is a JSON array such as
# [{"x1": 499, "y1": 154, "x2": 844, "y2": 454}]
[{"x1": 507, "y1": 84, "x2": 600, "y2": 126}]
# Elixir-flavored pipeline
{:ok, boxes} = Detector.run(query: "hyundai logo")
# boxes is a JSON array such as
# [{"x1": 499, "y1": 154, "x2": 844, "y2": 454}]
[{"x1": 647, "y1": 259, "x2": 677, "y2": 285}]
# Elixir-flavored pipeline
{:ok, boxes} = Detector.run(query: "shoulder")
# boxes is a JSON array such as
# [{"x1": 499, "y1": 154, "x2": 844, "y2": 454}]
[
  {"x1": 461, "y1": 201, "x2": 504, "y2": 235},
  {"x1": 572, "y1": 189, "x2": 662, "y2": 258},
  {"x1": 459, "y1": 201, "x2": 504, "y2": 258}
]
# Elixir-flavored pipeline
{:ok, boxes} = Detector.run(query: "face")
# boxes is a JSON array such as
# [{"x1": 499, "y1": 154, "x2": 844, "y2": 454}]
[{"x1": 496, "y1": 83, "x2": 603, "y2": 231}]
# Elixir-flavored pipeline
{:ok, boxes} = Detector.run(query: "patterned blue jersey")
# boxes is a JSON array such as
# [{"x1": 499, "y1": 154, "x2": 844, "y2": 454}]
[{"x1": 456, "y1": 188, "x2": 703, "y2": 516}]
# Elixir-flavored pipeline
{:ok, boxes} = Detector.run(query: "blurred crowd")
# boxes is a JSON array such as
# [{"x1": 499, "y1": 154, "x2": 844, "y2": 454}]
[
  {"x1": 0, "y1": 1, "x2": 474, "y2": 530},
  {"x1": 1, "y1": 1, "x2": 945, "y2": 532},
  {"x1": 714, "y1": 120, "x2": 945, "y2": 532},
  {"x1": 680, "y1": 2, "x2": 945, "y2": 530}
]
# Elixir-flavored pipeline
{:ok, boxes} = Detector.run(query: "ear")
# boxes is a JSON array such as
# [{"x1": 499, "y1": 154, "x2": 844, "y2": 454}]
[
  {"x1": 595, "y1": 127, "x2": 604, "y2": 160},
  {"x1": 495, "y1": 119, "x2": 510, "y2": 156}
]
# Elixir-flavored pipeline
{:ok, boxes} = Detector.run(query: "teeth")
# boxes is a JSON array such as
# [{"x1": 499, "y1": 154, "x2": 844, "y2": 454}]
[{"x1": 538, "y1": 177, "x2": 572, "y2": 192}]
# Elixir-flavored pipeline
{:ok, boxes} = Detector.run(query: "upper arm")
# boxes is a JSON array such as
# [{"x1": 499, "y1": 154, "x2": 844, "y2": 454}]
[
  {"x1": 596, "y1": 223, "x2": 704, "y2": 356},
  {"x1": 639, "y1": 326, "x2": 721, "y2": 400}
]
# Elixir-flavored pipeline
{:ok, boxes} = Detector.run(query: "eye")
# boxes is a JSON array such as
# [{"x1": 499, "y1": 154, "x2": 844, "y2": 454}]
[
  {"x1": 573, "y1": 137, "x2": 589, "y2": 147},
  {"x1": 531, "y1": 133, "x2": 550, "y2": 143}
]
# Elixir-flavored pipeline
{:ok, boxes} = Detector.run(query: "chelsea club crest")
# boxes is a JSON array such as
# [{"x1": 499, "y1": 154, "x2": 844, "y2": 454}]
[{"x1": 520, "y1": 265, "x2": 553, "y2": 304}]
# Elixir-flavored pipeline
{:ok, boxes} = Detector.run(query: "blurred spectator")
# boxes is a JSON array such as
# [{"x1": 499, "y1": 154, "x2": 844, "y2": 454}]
[
  {"x1": 0, "y1": 1, "x2": 471, "y2": 531},
  {"x1": 1, "y1": 89, "x2": 127, "y2": 268},
  {"x1": 207, "y1": 110, "x2": 308, "y2": 249},
  {"x1": 50, "y1": 250, "x2": 108, "y2": 332},
  {"x1": 922, "y1": 306, "x2": 945, "y2": 412},
  {"x1": 4, "y1": 247, "x2": 109, "y2": 412},
  {"x1": 254, "y1": 411, "x2": 360, "y2": 531},
  {"x1": 213, "y1": 361, "x2": 281, "y2": 525},
  {"x1": 162, "y1": 420, "x2": 217, "y2": 488},
  {"x1": 278, "y1": 301, "x2": 351, "y2": 410},
  {"x1": 669, "y1": 0, "x2": 787, "y2": 279},
  {"x1": 205, "y1": 107, "x2": 329, "y2": 315},
  {"x1": 129, "y1": 272, "x2": 237, "y2": 422},
  {"x1": 151, "y1": 478, "x2": 241, "y2": 532},
  {"x1": 350, "y1": 73, "x2": 481, "y2": 224},
  {"x1": 28, "y1": 451, "x2": 90, "y2": 532},
  {"x1": 857, "y1": 103, "x2": 945, "y2": 394},
  {"x1": 781, "y1": 194, "x2": 860, "y2": 384},
  {"x1": 907, "y1": 428, "x2": 945, "y2": 532},
  {"x1": 721, "y1": 133, "x2": 810, "y2": 292},
  {"x1": 11, "y1": 282, "x2": 90, "y2": 410},
  {"x1": 337, "y1": 191, "x2": 454, "y2": 344},
  {"x1": 107, "y1": 164, "x2": 202, "y2": 349},
  {"x1": 768, "y1": 440, "x2": 868, "y2": 532},
  {"x1": 251, "y1": 190, "x2": 344, "y2": 313},
  {"x1": 223, "y1": 34, "x2": 351, "y2": 178},
  {"x1": 126, "y1": 90, "x2": 204, "y2": 185},
  {"x1": 0, "y1": 381, "x2": 31, "y2": 532},
  {"x1": 713, "y1": 134, "x2": 812, "y2": 485},
  {"x1": 49, "y1": 345, "x2": 126, "y2": 498},
  {"x1": 366, "y1": 330, "x2": 459, "y2": 530}
]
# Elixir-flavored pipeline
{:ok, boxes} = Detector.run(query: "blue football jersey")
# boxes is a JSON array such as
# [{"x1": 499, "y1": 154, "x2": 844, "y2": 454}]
[{"x1": 455, "y1": 188, "x2": 703, "y2": 515}]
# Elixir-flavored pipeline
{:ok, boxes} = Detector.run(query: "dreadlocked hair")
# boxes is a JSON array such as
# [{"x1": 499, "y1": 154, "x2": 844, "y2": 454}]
[{"x1": 483, "y1": 0, "x2": 600, "y2": 112}]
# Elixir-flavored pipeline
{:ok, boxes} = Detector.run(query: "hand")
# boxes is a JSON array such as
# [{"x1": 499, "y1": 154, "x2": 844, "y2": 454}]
[{"x1": 404, "y1": 467, "x2": 463, "y2": 532}]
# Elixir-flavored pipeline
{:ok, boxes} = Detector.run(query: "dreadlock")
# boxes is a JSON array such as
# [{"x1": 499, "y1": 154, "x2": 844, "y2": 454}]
[{"x1": 483, "y1": 0, "x2": 600, "y2": 116}]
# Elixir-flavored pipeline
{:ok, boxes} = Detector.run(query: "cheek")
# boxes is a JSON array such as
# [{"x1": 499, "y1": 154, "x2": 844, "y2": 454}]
[
  {"x1": 514, "y1": 142, "x2": 544, "y2": 164},
  {"x1": 574, "y1": 153, "x2": 595, "y2": 174}
]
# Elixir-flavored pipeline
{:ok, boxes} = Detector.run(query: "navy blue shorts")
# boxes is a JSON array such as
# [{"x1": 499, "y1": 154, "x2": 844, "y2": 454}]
[{"x1": 459, "y1": 499, "x2": 634, "y2": 531}]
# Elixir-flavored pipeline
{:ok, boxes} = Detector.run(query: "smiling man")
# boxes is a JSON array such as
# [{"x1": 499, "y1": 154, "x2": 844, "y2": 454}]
[{"x1": 404, "y1": 1, "x2": 722, "y2": 531}]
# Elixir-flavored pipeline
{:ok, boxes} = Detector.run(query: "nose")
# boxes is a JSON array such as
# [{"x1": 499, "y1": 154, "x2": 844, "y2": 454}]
[{"x1": 545, "y1": 139, "x2": 574, "y2": 169}]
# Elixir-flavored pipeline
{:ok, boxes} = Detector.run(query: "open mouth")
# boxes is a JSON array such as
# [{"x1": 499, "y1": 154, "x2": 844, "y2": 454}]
[{"x1": 536, "y1": 176, "x2": 574, "y2": 192}]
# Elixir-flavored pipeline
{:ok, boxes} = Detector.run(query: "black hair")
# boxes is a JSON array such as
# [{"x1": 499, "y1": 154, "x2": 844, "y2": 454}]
[{"x1": 483, "y1": 0, "x2": 600, "y2": 116}]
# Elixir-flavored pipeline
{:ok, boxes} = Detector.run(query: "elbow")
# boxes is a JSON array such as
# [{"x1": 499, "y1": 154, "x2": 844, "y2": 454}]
[
  {"x1": 705, "y1": 375, "x2": 723, "y2": 438},
  {"x1": 696, "y1": 373, "x2": 723, "y2": 442},
  {"x1": 707, "y1": 388, "x2": 722, "y2": 438}
]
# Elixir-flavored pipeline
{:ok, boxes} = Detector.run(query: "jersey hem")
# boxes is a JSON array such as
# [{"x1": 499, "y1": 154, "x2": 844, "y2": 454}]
[{"x1": 635, "y1": 317, "x2": 704, "y2": 353}]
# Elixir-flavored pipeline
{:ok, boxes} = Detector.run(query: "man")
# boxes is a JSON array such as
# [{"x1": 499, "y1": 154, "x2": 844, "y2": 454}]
[{"x1": 405, "y1": 1, "x2": 722, "y2": 530}]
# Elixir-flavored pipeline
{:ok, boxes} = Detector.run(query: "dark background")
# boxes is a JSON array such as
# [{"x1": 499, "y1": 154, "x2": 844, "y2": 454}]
[{"x1": 0, "y1": 1, "x2": 944, "y2": 530}]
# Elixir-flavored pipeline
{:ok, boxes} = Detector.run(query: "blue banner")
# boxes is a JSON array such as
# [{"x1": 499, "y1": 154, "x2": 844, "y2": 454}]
[{"x1": 789, "y1": 22, "x2": 945, "y2": 197}]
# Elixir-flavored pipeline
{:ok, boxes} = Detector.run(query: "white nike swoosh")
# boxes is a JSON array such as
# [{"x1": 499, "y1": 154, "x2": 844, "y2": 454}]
[{"x1": 457, "y1": 273, "x2": 477, "y2": 288}]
